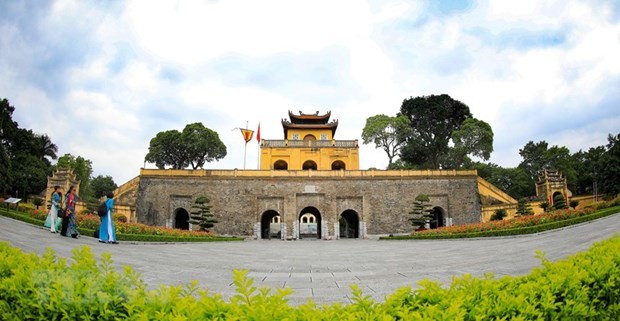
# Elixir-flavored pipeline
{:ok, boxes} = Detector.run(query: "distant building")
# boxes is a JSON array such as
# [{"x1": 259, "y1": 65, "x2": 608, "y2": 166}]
[{"x1": 115, "y1": 110, "x2": 515, "y2": 239}]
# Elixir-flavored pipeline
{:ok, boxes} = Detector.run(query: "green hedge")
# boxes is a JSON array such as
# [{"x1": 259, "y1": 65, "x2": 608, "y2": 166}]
[
  {"x1": 381, "y1": 206, "x2": 620, "y2": 240},
  {"x1": 1, "y1": 236, "x2": 619, "y2": 320},
  {"x1": 0, "y1": 209, "x2": 244, "y2": 242}
]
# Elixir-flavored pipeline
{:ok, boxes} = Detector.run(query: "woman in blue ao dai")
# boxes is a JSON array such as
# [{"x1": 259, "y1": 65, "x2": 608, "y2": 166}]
[{"x1": 99, "y1": 191, "x2": 118, "y2": 244}]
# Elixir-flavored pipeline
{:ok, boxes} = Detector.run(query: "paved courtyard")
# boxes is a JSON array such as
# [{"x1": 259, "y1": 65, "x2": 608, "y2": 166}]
[{"x1": 1, "y1": 213, "x2": 619, "y2": 304}]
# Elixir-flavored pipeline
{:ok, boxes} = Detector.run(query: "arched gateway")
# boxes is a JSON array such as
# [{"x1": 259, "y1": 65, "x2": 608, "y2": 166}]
[
  {"x1": 260, "y1": 210, "x2": 281, "y2": 239},
  {"x1": 173, "y1": 208, "x2": 190, "y2": 230},
  {"x1": 339, "y1": 210, "x2": 359, "y2": 238},
  {"x1": 299, "y1": 206, "x2": 321, "y2": 239}
]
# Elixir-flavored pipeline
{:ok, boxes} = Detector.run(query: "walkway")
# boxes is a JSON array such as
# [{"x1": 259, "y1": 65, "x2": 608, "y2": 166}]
[{"x1": 1, "y1": 213, "x2": 619, "y2": 305}]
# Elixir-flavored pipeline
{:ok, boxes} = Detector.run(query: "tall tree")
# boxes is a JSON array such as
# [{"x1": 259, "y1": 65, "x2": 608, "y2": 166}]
[
  {"x1": 35, "y1": 134, "x2": 58, "y2": 161},
  {"x1": 145, "y1": 123, "x2": 227, "y2": 170},
  {"x1": 448, "y1": 118, "x2": 494, "y2": 168},
  {"x1": 399, "y1": 94, "x2": 473, "y2": 169},
  {"x1": 182, "y1": 122, "x2": 227, "y2": 169},
  {"x1": 90, "y1": 175, "x2": 118, "y2": 199},
  {"x1": 518, "y1": 140, "x2": 549, "y2": 181},
  {"x1": 598, "y1": 133, "x2": 620, "y2": 196},
  {"x1": 361, "y1": 114, "x2": 411, "y2": 167}
]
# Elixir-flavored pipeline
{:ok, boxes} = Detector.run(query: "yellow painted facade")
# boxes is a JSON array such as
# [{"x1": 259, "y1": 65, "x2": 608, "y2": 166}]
[{"x1": 260, "y1": 111, "x2": 360, "y2": 170}]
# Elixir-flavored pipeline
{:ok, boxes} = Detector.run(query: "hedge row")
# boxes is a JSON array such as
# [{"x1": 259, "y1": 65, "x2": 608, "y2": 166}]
[
  {"x1": 381, "y1": 206, "x2": 620, "y2": 240},
  {"x1": 0, "y1": 209, "x2": 244, "y2": 242},
  {"x1": 1, "y1": 236, "x2": 619, "y2": 320}
]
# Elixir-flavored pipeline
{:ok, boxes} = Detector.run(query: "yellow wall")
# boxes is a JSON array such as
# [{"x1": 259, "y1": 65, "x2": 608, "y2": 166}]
[
  {"x1": 287, "y1": 128, "x2": 333, "y2": 140},
  {"x1": 262, "y1": 125, "x2": 358, "y2": 170},
  {"x1": 261, "y1": 145, "x2": 359, "y2": 170}
]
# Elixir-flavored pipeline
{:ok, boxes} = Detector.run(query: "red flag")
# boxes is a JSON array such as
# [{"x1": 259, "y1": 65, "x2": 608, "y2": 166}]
[{"x1": 256, "y1": 123, "x2": 261, "y2": 143}]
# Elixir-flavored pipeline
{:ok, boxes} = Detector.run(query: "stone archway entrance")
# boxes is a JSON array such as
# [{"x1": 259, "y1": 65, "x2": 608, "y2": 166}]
[
  {"x1": 339, "y1": 210, "x2": 359, "y2": 238},
  {"x1": 299, "y1": 206, "x2": 321, "y2": 239},
  {"x1": 260, "y1": 210, "x2": 281, "y2": 239},
  {"x1": 430, "y1": 207, "x2": 445, "y2": 229},
  {"x1": 174, "y1": 208, "x2": 190, "y2": 230}
]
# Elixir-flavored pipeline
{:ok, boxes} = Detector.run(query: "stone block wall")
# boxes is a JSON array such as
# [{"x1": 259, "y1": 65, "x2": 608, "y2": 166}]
[{"x1": 135, "y1": 170, "x2": 481, "y2": 238}]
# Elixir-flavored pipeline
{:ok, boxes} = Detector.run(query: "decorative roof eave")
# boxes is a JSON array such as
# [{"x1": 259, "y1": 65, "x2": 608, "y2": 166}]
[
  {"x1": 281, "y1": 119, "x2": 339, "y2": 137},
  {"x1": 288, "y1": 110, "x2": 331, "y2": 124}
]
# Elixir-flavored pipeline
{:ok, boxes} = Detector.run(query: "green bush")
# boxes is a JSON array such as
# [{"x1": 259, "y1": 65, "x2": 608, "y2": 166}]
[
  {"x1": 490, "y1": 209, "x2": 507, "y2": 221},
  {"x1": 1, "y1": 236, "x2": 619, "y2": 320}
]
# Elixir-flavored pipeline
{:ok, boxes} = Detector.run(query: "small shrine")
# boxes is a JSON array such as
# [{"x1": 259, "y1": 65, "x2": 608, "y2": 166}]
[{"x1": 536, "y1": 169, "x2": 571, "y2": 205}]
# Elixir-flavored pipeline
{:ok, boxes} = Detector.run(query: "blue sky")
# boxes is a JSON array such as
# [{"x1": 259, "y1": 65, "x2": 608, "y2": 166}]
[{"x1": 1, "y1": 0, "x2": 619, "y2": 184}]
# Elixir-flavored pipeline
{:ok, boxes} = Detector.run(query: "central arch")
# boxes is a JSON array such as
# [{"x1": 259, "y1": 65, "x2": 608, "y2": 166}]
[
  {"x1": 299, "y1": 206, "x2": 321, "y2": 239},
  {"x1": 339, "y1": 210, "x2": 359, "y2": 238},
  {"x1": 260, "y1": 210, "x2": 281, "y2": 239},
  {"x1": 273, "y1": 160, "x2": 288, "y2": 170},
  {"x1": 174, "y1": 208, "x2": 190, "y2": 230},
  {"x1": 302, "y1": 160, "x2": 318, "y2": 170}
]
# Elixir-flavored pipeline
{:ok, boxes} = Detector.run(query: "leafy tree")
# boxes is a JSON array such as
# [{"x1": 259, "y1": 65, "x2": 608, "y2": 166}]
[
  {"x1": 598, "y1": 133, "x2": 620, "y2": 196},
  {"x1": 448, "y1": 118, "x2": 494, "y2": 168},
  {"x1": 189, "y1": 196, "x2": 218, "y2": 231},
  {"x1": 399, "y1": 94, "x2": 473, "y2": 169},
  {"x1": 473, "y1": 162, "x2": 534, "y2": 199},
  {"x1": 491, "y1": 209, "x2": 507, "y2": 221},
  {"x1": 90, "y1": 175, "x2": 118, "y2": 199},
  {"x1": 145, "y1": 123, "x2": 227, "y2": 170},
  {"x1": 552, "y1": 193, "x2": 567, "y2": 210},
  {"x1": 409, "y1": 194, "x2": 434, "y2": 229},
  {"x1": 516, "y1": 197, "x2": 533, "y2": 215},
  {"x1": 35, "y1": 134, "x2": 58, "y2": 161},
  {"x1": 361, "y1": 114, "x2": 411, "y2": 166},
  {"x1": 518, "y1": 141, "x2": 576, "y2": 190},
  {"x1": 539, "y1": 201, "x2": 550, "y2": 212},
  {"x1": 182, "y1": 123, "x2": 227, "y2": 169}
]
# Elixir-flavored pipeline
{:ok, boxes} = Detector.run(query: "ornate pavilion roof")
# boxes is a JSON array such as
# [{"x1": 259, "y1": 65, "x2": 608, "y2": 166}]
[
  {"x1": 281, "y1": 119, "x2": 339, "y2": 138},
  {"x1": 288, "y1": 110, "x2": 331, "y2": 124}
]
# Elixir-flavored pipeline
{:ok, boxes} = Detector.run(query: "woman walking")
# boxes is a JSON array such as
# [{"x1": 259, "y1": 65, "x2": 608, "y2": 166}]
[
  {"x1": 61, "y1": 186, "x2": 79, "y2": 238},
  {"x1": 98, "y1": 192, "x2": 118, "y2": 244},
  {"x1": 44, "y1": 186, "x2": 62, "y2": 233}
]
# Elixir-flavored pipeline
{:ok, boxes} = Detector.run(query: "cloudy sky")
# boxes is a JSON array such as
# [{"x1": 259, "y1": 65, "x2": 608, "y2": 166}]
[{"x1": 1, "y1": 0, "x2": 619, "y2": 184}]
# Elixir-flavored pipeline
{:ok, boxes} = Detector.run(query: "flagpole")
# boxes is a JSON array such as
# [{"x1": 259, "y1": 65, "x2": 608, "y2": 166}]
[
  {"x1": 256, "y1": 122, "x2": 261, "y2": 169},
  {"x1": 243, "y1": 121, "x2": 248, "y2": 169}
]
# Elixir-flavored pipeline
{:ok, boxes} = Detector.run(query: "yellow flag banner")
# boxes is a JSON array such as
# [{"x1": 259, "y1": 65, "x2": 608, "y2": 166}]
[{"x1": 240, "y1": 128, "x2": 254, "y2": 143}]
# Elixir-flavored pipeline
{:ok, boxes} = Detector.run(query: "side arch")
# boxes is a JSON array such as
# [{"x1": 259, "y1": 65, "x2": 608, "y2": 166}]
[
  {"x1": 331, "y1": 160, "x2": 346, "y2": 170},
  {"x1": 260, "y1": 210, "x2": 281, "y2": 239},
  {"x1": 173, "y1": 208, "x2": 190, "y2": 230},
  {"x1": 339, "y1": 210, "x2": 359, "y2": 238},
  {"x1": 430, "y1": 206, "x2": 445, "y2": 229}
]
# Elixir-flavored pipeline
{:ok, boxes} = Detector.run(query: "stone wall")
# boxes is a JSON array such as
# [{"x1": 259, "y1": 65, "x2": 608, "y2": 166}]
[{"x1": 135, "y1": 170, "x2": 481, "y2": 238}]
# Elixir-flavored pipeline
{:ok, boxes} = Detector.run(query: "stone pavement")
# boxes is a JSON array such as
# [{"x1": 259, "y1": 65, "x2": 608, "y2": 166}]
[{"x1": 1, "y1": 213, "x2": 619, "y2": 305}]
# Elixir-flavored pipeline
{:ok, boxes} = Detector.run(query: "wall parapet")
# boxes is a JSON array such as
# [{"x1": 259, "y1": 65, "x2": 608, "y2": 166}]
[
  {"x1": 139, "y1": 168, "x2": 478, "y2": 178},
  {"x1": 262, "y1": 139, "x2": 358, "y2": 148}
]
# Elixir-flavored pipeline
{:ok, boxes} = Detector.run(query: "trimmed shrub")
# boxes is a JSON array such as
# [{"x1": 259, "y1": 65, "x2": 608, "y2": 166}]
[
  {"x1": 490, "y1": 209, "x2": 507, "y2": 221},
  {"x1": 0, "y1": 236, "x2": 619, "y2": 319},
  {"x1": 569, "y1": 199, "x2": 580, "y2": 209},
  {"x1": 113, "y1": 213, "x2": 128, "y2": 223}
]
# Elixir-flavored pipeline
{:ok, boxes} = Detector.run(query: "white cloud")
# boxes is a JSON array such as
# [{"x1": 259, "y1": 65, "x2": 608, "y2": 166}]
[{"x1": 1, "y1": 0, "x2": 619, "y2": 185}]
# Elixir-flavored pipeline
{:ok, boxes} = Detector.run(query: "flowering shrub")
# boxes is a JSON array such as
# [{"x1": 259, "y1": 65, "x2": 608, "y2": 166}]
[
  {"x1": 416, "y1": 207, "x2": 598, "y2": 236},
  {"x1": 70, "y1": 212, "x2": 216, "y2": 238}
]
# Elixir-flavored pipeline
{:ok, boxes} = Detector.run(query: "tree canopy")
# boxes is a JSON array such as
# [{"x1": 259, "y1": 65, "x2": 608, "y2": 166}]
[
  {"x1": 398, "y1": 94, "x2": 475, "y2": 169},
  {"x1": 90, "y1": 175, "x2": 118, "y2": 199},
  {"x1": 361, "y1": 114, "x2": 411, "y2": 166},
  {"x1": 145, "y1": 123, "x2": 227, "y2": 170}
]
